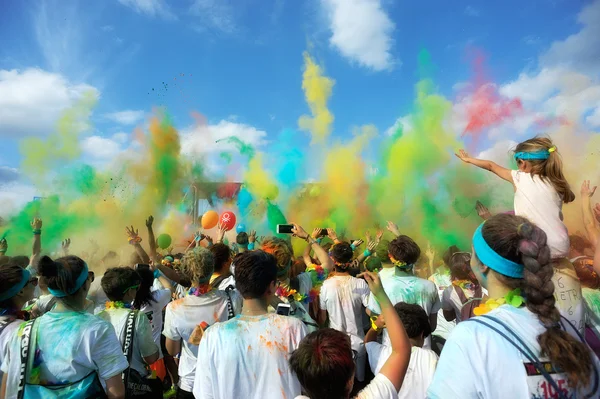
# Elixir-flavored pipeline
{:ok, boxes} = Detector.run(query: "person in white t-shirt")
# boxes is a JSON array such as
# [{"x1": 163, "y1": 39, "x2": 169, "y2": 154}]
[
  {"x1": 319, "y1": 241, "x2": 371, "y2": 382},
  {"x1": 366, "y1": 302, "x2": 438, "y2": 399},
  {"x1": 0, "y1": 262, "x2": 37, "y2": 386},
  {"x1": 456, "y1": 137, "x2": 585, "y2": 335},
  {"x1": 98, "y1": 267, "x2": 159, "y2": 380},
  {"x1": 1, "y1": 255, "x2": 128, "y2": 399},
  {"x1": 428, "y1": 214, "x2": 599, "y2": 399},
  {"x1": 441, "y1": 247, "x2": 486, "y2": 323},
  {"x1": 367, "y1": 235, "x2": 441, "y2": 350},
  {"x1": 291, "y1": 271, "x2": 411, "y2": 399},
  {"x1": 164, "y1": 247, "x2": 242, "y2": 399},
  {"x1": 194, "y1": 250, "x2": 308, "y2": 399}
]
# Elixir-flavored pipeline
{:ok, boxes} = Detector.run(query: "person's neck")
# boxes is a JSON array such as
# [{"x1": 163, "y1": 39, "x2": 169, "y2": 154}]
[
  {"x1": 409, "y1": 338, "x2": 422, "y2": 348},
  {"x1": 278, "y1": 277, "x2": 290, "y2": 284},
  {"x1": 485, "y1": 273, "x2": 512, "y2": 299},
  {"x1": 53, "y1": 299, "x2": 85, "y2": 313},
  {"x1": 382, "y1": 263, "x2": 395, "y2": 269},
  {"x1": 334, "y1": 269, "x2": 350, "y2": 276},
  {"x1": 241, "y1": 298, "x2": 269, "y2": 316}
]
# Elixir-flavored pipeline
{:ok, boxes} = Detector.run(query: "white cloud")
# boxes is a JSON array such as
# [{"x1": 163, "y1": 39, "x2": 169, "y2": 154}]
[
  {"x1": 189, "y1": 0, "x2": 237, "y2": 34},
  {"x1": 476, "y1": 140, "x2": 518, "y2": 165},
  {"x1": 0, "y1": 68, "x2": 98, "y2": 137},
  {"x1": 385, "y1": 116, "x2": 412, "y2": 136},
  {"x1": 181, "y1": 120, "x2": 267, "y2": 157},
  {"x1": 464, "y1": 6, "x2": 480, "y2": 17},
  {"x1": 101, "y1": 25, "x2": 114, "y2": 32},
  {"x1": 104, "y1": 110, "x2": 145, "y2": 125},
  {"x1": 587, "y1": 108, "x2": 600, "y2": 127},
  {"x1": 540, "y1": 0, "x2": 600, "y2": 76},
  {"x1": 0, "y1": 167, "x2": 20, "y2": 184},
  {"x1": 81, "y1": 136, "x2": 124, "y2": 160},
  {"x1": 117, "y1": 0, "x2": 176, "y2": 20},
  {"x1": 0, "y1": 182, "x2": 38, "y2": 218},
  {"x1": 321, "y1": 0, "x2": 395, "y2": 71}
]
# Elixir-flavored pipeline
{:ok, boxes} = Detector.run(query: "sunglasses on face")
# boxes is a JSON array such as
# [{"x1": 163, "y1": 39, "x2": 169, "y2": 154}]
[{"x1": 88, "y1": 272, "x2": 95, "y2": 283}]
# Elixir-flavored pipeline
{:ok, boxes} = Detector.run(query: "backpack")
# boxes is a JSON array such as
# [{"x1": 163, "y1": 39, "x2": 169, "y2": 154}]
[{"x1": 454, "y1": 283, "x2": 484, "y2": 321}]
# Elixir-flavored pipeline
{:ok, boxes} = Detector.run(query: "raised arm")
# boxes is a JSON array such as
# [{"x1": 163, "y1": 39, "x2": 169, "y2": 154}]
[
  {"x1": 292, "y1": 224, "x2": 333, "y2": 272},
  {"x1": 145, "y1": 216, "x2": 158, "y2": 261},
  {"x1": 327, "y1": 228, "x2": 341, "y2": 245},
  {"x1": 594, "y1": 234, "x2": 600, "y2": 276},
  {"x1": 125, "y1": 225, "x2": 150, "y2": 264},
  {"x1": 360, "y1": 271, "x2": 411, "y2": 392},
  {"x1": 455, "y1": 149, "x2": 513, "y2": 183},
  {"x1": 62, "y1": 238, "x2": 71, "y2": 256},
  {"x1": 386, "y1": 221, "x2": 401, "y2": 238},
  {"x1": 581, "y1": 181, "x2": 600, "y2": 244},
  {"x1": 29, "y1": 218, "x2": 43, "y2": 272}
]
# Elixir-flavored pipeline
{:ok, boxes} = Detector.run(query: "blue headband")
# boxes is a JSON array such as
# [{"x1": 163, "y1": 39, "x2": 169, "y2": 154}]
[
  {"x1": 473, "y1": 224, "x2": 524, "y2": 278},
  {"x1": 0, "y1": 269, "x2": 31, "y2": 302},
  {"x1": 48, "y1": 263, "x2": 89, "y2": 298},
  {"x1": 514, "y1": 146, "x2": 556, "y2": 161}
]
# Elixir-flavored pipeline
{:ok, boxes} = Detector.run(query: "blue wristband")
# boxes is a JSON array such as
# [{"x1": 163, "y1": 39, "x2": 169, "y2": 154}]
[
  {"x1": 153, "y1": 269, "x2": 161, "y2": 279},
  {"x1": 248, "y1": 242, "x2": 255, "y2": 250},
  {"x1": 351, "y1": 244, "x2": 356, "y2": 251},
  {"x1": 363, "y1": 250, "x2": 372, "y2": 257}
]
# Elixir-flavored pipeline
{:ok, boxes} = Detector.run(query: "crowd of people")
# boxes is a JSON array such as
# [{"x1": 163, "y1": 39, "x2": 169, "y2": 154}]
[{"x1": 1, "y1": 136, "x2": 600, "y2": 399}]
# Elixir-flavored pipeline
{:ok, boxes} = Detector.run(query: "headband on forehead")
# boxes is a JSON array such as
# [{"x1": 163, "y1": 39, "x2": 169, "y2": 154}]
[
  {"x1": 514, "y1": 146, "x2": 556, "y2": 161},
  {"x1": 48, "y1": 263, "x2": 89, "y2": 298},
  {"x1": 0, "y1": 269, "x2": 30, "y2": 302},
  {"x1": 473, "y1": 223, "x2": 524, "y2": 278}
]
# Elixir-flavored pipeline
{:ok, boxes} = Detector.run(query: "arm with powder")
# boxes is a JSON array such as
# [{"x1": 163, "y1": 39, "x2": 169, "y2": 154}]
[
  {"x1": 455, "y1": 149, "x2": 513, "y2": 184},
  {"x1": 581, "y1": 181, "x2": 600, "y2": 244}
]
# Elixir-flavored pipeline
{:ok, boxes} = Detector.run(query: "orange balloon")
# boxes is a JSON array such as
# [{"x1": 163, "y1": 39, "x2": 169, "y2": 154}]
[{"x1": 201, "y1": 210, "x2": 219, "y2": 229}]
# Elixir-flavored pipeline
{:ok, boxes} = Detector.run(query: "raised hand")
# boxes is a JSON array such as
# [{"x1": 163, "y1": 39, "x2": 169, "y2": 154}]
[
  {"x1": 0, "y1": 238, "x2": 7, "y2": 253},
  {"x1": 581, "y1": 180, "x2": 597, "y2": 198},
  {"x1": 62, "y1": 238, "x2": 71, "y2": 254},
  {"x1": 146, "y1": 215, "x2": 154, "y2": 228},
  {"x1": 125, "y1": 225, "x2": 139, "y2": 239},
  {"x1": 352, "y1": 239, "x2": 364, "y2": 248},
  {"x1": 365, "y1": 231, "x2": 373, "y2": 244},
  {"x1": 291, "y1": 224, "x2": 309, "y2": 240},
  {"x1": 376, "y1": 229, "x2": 384, "y2": 244},
  {"x1": 475, "y1": 201, "x2": 492, "y2": 220},
  {"x1": 311, "y1": 228, "x2": 322, "y2": 240},
  {"x1": 425, "y1": 242, "x2": 435, "y2": 262},
  {"x1": 216, "y1": 223, "x2": 227, "y2": 243},
  {"x1": 31, "y1": 218, "x2": 42, "y2": 230},
  {"x1": 249, "y1": 230, "x2": 257, "y2": 243},
  {"x1": 367, "y1": 240, "x2": 377, "y2": 252},
  {"x1": 327, "y1": 228, "x2": 339, "y2": 242},
  {"x1": 386, "y1": 221, "x2": 400, "y2": 237},
  {"x1": 455, "y1": 149, "x2": 473, "y2": 164}
]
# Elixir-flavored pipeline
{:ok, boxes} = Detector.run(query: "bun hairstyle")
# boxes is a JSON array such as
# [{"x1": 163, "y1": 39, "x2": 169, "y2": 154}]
[
  {"x1": 38, "y1": 255, "x2": 88, "y2": 297},
  {"x1": 480, "y1": 214, "x2": 593, "y2": 389},
  {"x1": 514, "y1": 137, "x2": 575, "y2": 203},
  {"x1": 330, "y1": 242, "x2": 354, "y2": 270}
]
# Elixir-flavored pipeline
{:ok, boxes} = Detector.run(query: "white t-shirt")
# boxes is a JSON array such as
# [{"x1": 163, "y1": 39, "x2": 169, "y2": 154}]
[
  {"x1": 210, "y1": 273, "x2": 236, "y2": 290},
  {"x1": 295, "y1": 373, "x2": 398, "y2": 399},
  {"x1": 194, "y1": 313, "x2": 308, "y2": 399},
  {"x1": 98, "y1": 308, "x2": 158, "y2": 376},
  {"x1": 140, "y1": 288, "x2": 172, "y2": 357},
  {"x1": 366, "y1": 342, "x2": 437, "y2": 399},
  {"x1": 1, "y1": 311, "x2": 128, "y2": 399},
  {"x1": 163, "y1": 290, "x2": 242, "y2": 393},
  {"x1": 369, "y1": 268, "x2": 441, "y2": 347},
  {"x1": 511, "y1": 170, "x2": 569, "y2": 258},
  {"x1": 319, "y1": 275, "x2": 371, "y2": 351},
  {"x1": 0, "y1": 317, "x2": 23, "y2": 385},
  {"x1": 427, "y1": 305, "x2": 600, "y2": 398},
  {"x1": 87, "y1": 277, "x2": 109, "y2": 314},
  {"x1": 429, "y1": 272, "x2": 455, "y2": 340}
]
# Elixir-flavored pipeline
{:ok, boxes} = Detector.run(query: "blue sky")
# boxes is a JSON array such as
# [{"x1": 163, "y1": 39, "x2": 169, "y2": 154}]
[{"x1": 0, "y1": 0, "x2": 599, "y2": 213}]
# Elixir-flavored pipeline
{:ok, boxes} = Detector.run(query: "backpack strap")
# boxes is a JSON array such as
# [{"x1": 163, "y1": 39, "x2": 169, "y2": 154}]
[
  {"x1": 0, "y1": 317, "x2": 15, "y2": 337},
  {"x1": 17, "y1": 319, "x2": 35, "y2": 399},
  {"x1": 466, "y1": 315, "x2": 568, "y2": 399},
  {"x1": 122, "y1": 311, "x2": 137, "y2": 388},
  {"x1": 224, "y1": 286, "x2": 235, "y2": 320}
]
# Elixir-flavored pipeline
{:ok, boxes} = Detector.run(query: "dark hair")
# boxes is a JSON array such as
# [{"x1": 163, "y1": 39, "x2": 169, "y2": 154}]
[
  {"x1": 289, "y1": 329, "x2": 355, "y2": 399},
  {"x1": 10, "y1": 255, "x2": 30, "y2": 269},
  {"x1": 234, "y1": 250, "x2": 277, "y2": 299},
  {"x1": 210, "y1": 243, "x2": 231, "y2": 274},
  {"x1": 101, "y1": 267, "x2": 141, "y2": 302},
  {"x1": 133, "y1": 267, "x2": 157, "y2": 309},
  {"x1": 330, "y1": 242, "x2": 353, "y2": 271},
  {"x1": 394, "y1": 302, "x2": 432, "y2": 339},
  {"x1": 236, "y1": 232, "x2": 249, "y2": 246},
  {"x1": 569, "y1": 235, "x2": 594, "y2": 256},
  {"x1": 39, "y1": 255, "x2": 88, "y2": 298},
  {"x1": 479, "y1": 214, "x2": 593, "y2": 389},
  {"x1": 389, "y1": 236, "x2": 421, "y2": 265},
  {"x1": 444, "y1": 246, "x2": 477, "y2": 283},
  {"x1": 0, "y1": 263, "x2": 28, "y2": 311}
]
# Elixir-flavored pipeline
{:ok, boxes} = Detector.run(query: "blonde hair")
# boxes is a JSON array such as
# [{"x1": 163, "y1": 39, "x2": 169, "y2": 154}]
[
  {"x1": 261, "y1": 237, "x2": 293, "y2": 275},
  {"x1": 515, "y1": 137, "x2": 575, "y2": 203},
  {"x1": 180, "y1": 247, "x2": 214, "y2": 285}
]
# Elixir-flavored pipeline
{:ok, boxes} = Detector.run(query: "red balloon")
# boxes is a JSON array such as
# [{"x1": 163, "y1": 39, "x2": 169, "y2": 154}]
[{"x1": 220, "y1": 211, "x2": 237, "y2": 231}]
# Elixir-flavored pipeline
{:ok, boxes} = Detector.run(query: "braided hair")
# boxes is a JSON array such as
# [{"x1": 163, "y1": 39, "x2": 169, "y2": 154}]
[{"x1": 480, "y1": 214, "x2": 593, "y2": 389}]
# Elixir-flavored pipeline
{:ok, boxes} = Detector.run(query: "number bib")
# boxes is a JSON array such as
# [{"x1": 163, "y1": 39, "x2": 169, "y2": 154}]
[{"x1": 524, "y1": 361, "x2": 573, "y2": 399}]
